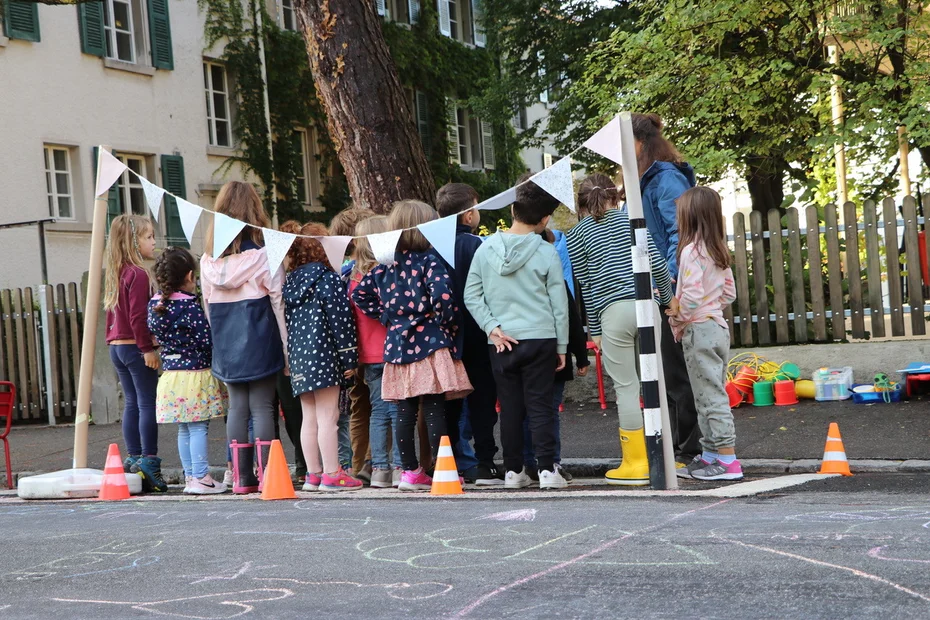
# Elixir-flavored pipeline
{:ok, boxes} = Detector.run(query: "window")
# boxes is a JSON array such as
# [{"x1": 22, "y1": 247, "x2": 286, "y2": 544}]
[
  {"x1": 456, "y1": 107, "x2": 469, "y2": 165},
  {"x1": 512, "y1": 107, "x2": 528, "y2": 131},
  {"x1": 448, "y1": 102, "x2": 494, "y2": 170},
  {"x1": 79, "y1": 0, "x2": 173, "y2": 69},
  {"x1": 292, "y1": 131, "x2": 308, "y2": 204},
  {"x1": 280, "y1": 0, "x2": 296, "y2": 31},
  {"x1": 438, "y1": 0, "x2": 473, "y2": 44},
  {"x1": 44, "y1": 146, "x2": 73, "y2": 220},
  {"x1": 204, "y1": 62, "x2": 232, "y2": 147},
  {"x1": 117, "y1": 155, "x2": 149, "y2": 216},
  {"x1": 103, "y1": 0, "x2": 148, "y2": 64},
  {"x1": 292, "y1": 129, "x2": 323, "y2": 208},
  {"x1": 448, "y1": 0, "x2": 458, "y2": 39}
]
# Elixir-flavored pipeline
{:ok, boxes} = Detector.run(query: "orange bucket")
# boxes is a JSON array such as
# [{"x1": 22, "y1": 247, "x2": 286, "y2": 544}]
[
  {"x1": 725, "y1": 382, "x2": 743, "y2": 408},
  {"x1": 774, "y1": 379, "x2": 798, "y2": 406},
  {"x1": 732, "y1": 365, "x2": 759, "y2": 403}
]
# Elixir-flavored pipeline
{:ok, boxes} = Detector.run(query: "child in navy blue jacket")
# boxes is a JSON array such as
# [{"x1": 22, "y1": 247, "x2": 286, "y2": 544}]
[
  {"x1": 352, "y1": 200, "x2": 473, "y2": 491},
  {"x1": 148, "y1": 247, "x2": 229, "y2": 494}
]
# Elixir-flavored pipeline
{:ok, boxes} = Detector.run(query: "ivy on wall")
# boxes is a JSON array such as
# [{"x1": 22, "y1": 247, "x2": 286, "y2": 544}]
[{"x1": 199, "y1": 0, "x2": 522, "y2": 227}]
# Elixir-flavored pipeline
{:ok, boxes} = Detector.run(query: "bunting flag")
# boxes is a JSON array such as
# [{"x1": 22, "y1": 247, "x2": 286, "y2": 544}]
[
  {"x1": 176, "y1": 198, "x2": 202, "y2": 245},
  {"x1": 476, "y1": 187, "x2": 516, "y2": 211},
  {"x1": 213, "y1": 212, "x2": 248, "y2": 258},
  {"x1": 319, "y1": 235, "x2": 353, "y2": 273},
  {"x1": 417, "y1": 215, "x2": 458, "y2": 268},
  {"x1": 583, "y1": 115, "x2": 623, "y2": 166},
  {"x1": 139, "y1": 176, "x2": 165, "y2": 222},
  {"x1": 369, "y1": 229, "x2": 403, "y2": 265},
  {"x1": 95, "y1": 149, "x2": 127, "y2": 197},
  {"x1": 263, "y1": 227, "x2": 296, "y2": 275},
  {"x1": 529, "y1": 156, "x2": 575, "y2": 213}
]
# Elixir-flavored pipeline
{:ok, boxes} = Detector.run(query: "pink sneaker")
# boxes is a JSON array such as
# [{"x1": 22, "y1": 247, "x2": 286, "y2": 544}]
[
  {"x1": 320, "y1": 469, "x2": 363, "y2": 491},
  {"x1": 183, "y1": 475, "x2": 193, "y2": 494},
  {"x1": 692, "y1": 459, "x2": 744, "y2": 481},
  {"x1": 302, "y1": 473, "x2": 322, "y2": 491},
  {"x1": 398, "y1": 467, "x2": 433, "y2": 492}
]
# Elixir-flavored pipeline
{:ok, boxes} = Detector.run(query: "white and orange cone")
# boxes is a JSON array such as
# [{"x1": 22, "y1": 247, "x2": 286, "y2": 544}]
[
  {"x1": 818, "y1": 422, "x2": 852, "y2": 476},
  {"x1": 430, "y1": 436, "x2": 464, "y2": 495}
]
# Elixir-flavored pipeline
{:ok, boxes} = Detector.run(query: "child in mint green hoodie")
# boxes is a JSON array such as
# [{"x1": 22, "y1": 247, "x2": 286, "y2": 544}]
[{"x1": 464, "y1": 174, "x2": 569, "y2": 490}]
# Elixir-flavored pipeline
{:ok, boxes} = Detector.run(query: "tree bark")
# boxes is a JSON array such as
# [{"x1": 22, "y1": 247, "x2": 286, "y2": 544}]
[
  {"x1": 294, "y1": 0, "x2": 435, "y2": 214},
  {"x1": 745, "y1": 157, "x2": 785, "y2": 214}
]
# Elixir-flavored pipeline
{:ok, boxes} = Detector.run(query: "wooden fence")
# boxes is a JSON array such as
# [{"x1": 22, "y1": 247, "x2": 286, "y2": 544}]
[
  {"x1": 728, "y1": 196, "x2": 927, "y2": 348},
  {"x1": 0, "y1": 283, "x2": 83, "y2": 423}
]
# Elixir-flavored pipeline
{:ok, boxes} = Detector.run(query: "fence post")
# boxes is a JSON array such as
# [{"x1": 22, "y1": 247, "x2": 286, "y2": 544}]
[{"x1": 39, "y1": 285, "x2": 56, "y2": 426}]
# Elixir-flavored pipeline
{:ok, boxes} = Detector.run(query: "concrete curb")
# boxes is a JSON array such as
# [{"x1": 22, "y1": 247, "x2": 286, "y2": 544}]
[{"x1": 6, "y1": 459, "x2": 930, "y2": 487}]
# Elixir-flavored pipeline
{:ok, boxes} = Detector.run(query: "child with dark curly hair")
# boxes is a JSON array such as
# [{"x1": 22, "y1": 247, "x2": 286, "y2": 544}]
[{"x1": 280, "y1": 221, "x2": 361, "y2": 492}]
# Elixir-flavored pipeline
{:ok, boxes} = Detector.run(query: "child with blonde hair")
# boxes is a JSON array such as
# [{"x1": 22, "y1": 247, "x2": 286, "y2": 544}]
[
  {"x1": 352, "y1": 200, "x2": 473, "y2": 491},
  {"x1": 200, "y1": 181, "x2": 287, "y2": 493},
  {"x1": 104, "y1": 214, "x2": 164, "y2": 492}
]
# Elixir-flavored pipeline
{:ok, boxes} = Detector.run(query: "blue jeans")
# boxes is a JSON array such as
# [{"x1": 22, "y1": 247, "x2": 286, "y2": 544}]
[
  {"x1": 338, "y1": 387, "x2": 352, "y2": 469},
  {"x1": 365, "y1": 364, "x2": 401, "y2": 470},
  {"x1": 456, "y1": 400, "x2": 479, "y2": 472},
  {"x1": 178, "y1": 421, "x2": 210, "y2": 478},
  {"x1": 523, "y1": 381, "x2": 565, "y2": 467},
  {"x1": 110, "y1": 344, "x2": 159, "y2": 456}
]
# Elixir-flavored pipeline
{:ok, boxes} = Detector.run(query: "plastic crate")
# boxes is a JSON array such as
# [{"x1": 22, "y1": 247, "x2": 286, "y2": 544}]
[
  {"x1": 850, "y1": 384, "x2": 903, "y2": 404},
  {"x1": 813, "y1": 367, "x2": 854, "y2": 401}
]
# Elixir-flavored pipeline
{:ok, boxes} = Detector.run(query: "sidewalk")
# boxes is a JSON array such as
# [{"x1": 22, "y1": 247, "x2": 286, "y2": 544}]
[{"x1": 4, "y1": 396, "x2": 929, "y2": 484}]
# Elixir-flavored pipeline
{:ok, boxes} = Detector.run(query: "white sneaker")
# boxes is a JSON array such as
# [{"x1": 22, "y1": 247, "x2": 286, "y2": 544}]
[
  {"x1": 539, "y1": 467, "x2": 568, "y2": 489},
  {"x1": 504, "y1": 467, "x2": 533, "y2": 489},
  {"x1": 188, "y1": 474, "x2": 228, "y2": 495},
  {"x1": 222, "y1": 469, "x2": 234, "y2": 487},
  {"x1": 183, "y1": 476, "x2": 193, "y2": 494}
]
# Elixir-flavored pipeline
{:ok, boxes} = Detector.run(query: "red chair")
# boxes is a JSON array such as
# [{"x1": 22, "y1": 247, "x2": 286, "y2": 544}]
[
  {"x1": 586, "y1": 342, "x2": 608, "y2": 410},
  {"x1": 0, "y1": 382, "x2": 14, "y2": 489}
]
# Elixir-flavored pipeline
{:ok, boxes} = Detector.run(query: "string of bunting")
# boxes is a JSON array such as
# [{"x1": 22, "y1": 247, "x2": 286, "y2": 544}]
[{"x1": 94, "y1": 114, "x2": 625, "y2": 275}]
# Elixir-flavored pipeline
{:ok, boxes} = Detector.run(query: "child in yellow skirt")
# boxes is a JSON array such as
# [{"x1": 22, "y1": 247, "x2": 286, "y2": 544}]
[{"x1": 148, "y1": 247, "x2": 229, "y2": 494}]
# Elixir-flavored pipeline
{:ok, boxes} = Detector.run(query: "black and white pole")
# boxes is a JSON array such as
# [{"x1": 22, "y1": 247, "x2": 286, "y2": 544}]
[{"x1": 619, "y1": 112, "x2": 678, "y2": 490}]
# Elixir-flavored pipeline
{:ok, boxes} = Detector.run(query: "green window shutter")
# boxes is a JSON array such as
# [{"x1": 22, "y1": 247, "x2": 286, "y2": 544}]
[
  {"x1": 161, "y1": 154, "x2": 188, "y2": 248},
  {"x1": 92, "y1": 147, "x2": 123, "y2": 233},
  {"x1": 4, "y1": 1, "x2": 40, "y2": 42},
  {"x1": 147, "y1": 0, "x2": 174, "y2": 70},
  {"x1": 77, "y1": 1, "x2": 106, "y2": 57}
]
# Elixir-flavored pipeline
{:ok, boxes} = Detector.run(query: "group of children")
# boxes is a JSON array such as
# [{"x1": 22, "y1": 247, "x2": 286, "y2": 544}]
[{"x1": 103, "y1": 167, "x2": 740, "y2": 494}]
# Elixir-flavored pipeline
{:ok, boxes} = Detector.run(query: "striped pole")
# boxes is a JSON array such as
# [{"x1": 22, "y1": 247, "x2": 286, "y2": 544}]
[{"x1": 618, "y1": 112, "x2": 677, "y2": 490}]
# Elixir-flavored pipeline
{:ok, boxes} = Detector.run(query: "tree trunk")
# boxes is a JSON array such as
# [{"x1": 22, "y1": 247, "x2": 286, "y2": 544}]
[
  {"x1": 745, "y1": 157, "x2": 785, "y2": 214},
  {"x1": 294, "y1": 0, "x2": 435, "y2": 214}
]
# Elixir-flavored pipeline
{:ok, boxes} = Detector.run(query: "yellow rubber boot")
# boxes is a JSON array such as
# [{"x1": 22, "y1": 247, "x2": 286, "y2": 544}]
[{"x1": 605, "y1": 428, "x2": 650, "y2": 486}]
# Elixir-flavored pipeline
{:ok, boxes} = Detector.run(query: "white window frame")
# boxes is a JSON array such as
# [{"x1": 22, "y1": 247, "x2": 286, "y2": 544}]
[
  {"x1": 280, "y1": 0, "x2": 296, "y2": 31},
  {"x1": 44, "y1": 146, "x2": 75, "y2": 221},
  {"x1": 293, "y1": 128, "x2": 323, "y2": 208},
  {"x1": 204, "y1": 61, "x2": 232, "y2": 148},
  {"x1": 456, "y1": 107, "x2": 470, "y2": 166},
  {"x1": 103, "y1": 0, "x2": 149, "y2": 65},
  {"x1": 117, "y1": 155, "x2": 150, "y2": 217},
  {"x1": 448, "y1": 0, "x2": 459, "y2": 40}
]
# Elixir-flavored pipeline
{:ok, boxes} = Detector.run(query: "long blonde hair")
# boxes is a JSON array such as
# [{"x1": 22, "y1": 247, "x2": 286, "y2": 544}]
[
  {"x1": 389, "y1": 200, "x2": 436, "y2": 253},
  {"x1": 103, "y1": 214, "x2": 154, "y2": 311},
  {"x1": 352, "y1": 215, "x2": 389, "y2": 277},
  {"x1": 204, "y1": 181, "x2": 268, "y2": 257}
]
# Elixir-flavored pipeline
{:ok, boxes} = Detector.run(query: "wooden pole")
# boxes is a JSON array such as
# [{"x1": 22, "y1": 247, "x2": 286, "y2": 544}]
[
  {"x1": 899, "y1": 126, "x2": 912, "y2": 197},
  {"x1": 828, "y1": 47, "x2": 849, "y2": 209},
  {"x1": 254, "y1": 1, "x2": 279, "y2": 228},
  {"x1": 72, "y1": 145, "x2": 111, "y2": 468}
]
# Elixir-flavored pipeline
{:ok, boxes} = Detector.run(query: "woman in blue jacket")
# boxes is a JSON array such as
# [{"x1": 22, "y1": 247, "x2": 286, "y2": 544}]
[{"x1": 630, "y1": 113, "x2": 702, "y2": 464}]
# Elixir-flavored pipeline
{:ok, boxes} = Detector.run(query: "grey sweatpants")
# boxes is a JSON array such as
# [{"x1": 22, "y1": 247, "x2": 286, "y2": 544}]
[
  {"x1": 226, "y1": 376, "x2": 277, "y2": 445},
  {"x1": 680, "y1": 320, "x2": 736, "y2": 451},
  {"x1": 599, "y1": 300, "x2": 642, "y2": 431}
]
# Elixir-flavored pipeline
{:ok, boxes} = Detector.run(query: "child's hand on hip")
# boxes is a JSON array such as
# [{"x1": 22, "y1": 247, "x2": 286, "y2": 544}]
[{"x1": 490, "y1": 327, "x2": 519, "y2": 353}]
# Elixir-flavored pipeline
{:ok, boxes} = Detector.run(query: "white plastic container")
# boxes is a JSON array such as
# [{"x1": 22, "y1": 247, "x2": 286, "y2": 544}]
[
  {"x1": 17, "y1": 468, "x2": 142, "y2": 499},
  {"x1": 813, "y1": 367, "x2": 854, "y2": 401}
]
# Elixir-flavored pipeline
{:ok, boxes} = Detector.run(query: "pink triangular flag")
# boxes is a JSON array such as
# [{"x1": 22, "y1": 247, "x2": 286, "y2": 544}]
[
  {"x1": 582, "y1": 115, "x2": 623, "y2": 166},
  {"x1": 95, "y1": 149, "x2": 127, "y2": 196},
  {"x1": 318, "y1": 235, "x2": 352, "y2": 273},
  {"x1": 418, "y1": 214, "x2": 457, "y2": 269}
]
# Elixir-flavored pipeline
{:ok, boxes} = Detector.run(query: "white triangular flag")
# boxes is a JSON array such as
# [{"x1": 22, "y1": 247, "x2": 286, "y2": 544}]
[
  {"x1": 95, "y1": 148, "x2": 127, "y2": 197},
  {"x1": 263, "y1": 227, "x2": 296, "y2": 275},
  {"x1": 138, "y1": 175, "x2": 165, "y2": 222},
  {"x1": 476, "y1": 187, "x2": 516, "y2": 211},
  {"x1": 418, "y1": 214, "x2": 457, "y2": 269},
  {"x1": 529, "y1": 156, "x2": 575, "y2": 213},
  {"x1": 368, "y1": 229, "x2": 403, "y2": 265},
  {"x1": 582, "y1": 115, "x2": 623, "y2": 166},
  {"x1": 318, "y1": 235, "x2": 353, "y2": 273},
  {"x1": 175, "y1": 198, "x2": 202, "y2": 245},
  {"x1": 213, "y1": 212, "x2": 248, "y2": 258}
]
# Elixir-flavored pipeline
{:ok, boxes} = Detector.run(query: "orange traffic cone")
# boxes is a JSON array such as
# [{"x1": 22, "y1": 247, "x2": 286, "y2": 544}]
[
  {"x1": 818, "y1": 422, "x2": 852, "y2": 476},
  {"x1": 261, "y1": 439, "x2": 297, "y2": 500},
  {"x1": 430, "y1": 436, "x2": 463, "y2": 496},
  {"x1": 98, "y1": 443, "x2": 130, "y2": 500}
]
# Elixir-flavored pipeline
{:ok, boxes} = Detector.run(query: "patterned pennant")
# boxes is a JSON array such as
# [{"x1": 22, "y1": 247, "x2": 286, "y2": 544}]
[
  {"x1": 175, "y1": 198, "x2": 202, "y2": 245},
  {"x1": 138, "y1": 175, "x2": 165, "y2": 222},
  {"x1": 95, "y1": 148, "x2": 127, "y2": 197},
  {"x1": 318, "y1": 235, "x2": 353, "y2": 273},
  {"x1": 418, "y1": 215, "x2": 457, "y2": 269},
  {"x1": 213, "y1": 212, "x2": 248, "y2": 258},
  {"x1": 263, "y1": 228, "x2": 296, "y2": 275},
  {"x1": 582, "y1": 115, "x2": 623, "y2": 166},
  {"x1": 368, "y1": 229, "x2": 403, "y2": 265},
  {"x1": 529, "y1": 156, "x2": 575, "y2": 213}
]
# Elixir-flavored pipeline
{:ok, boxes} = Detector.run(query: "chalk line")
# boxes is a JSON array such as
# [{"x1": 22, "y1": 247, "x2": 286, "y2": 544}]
[
  {"x1": 717, "y1": 537, "x2": 930, "y2": 604},
  {"x1": 504, "y1": 525, "x2": 597, "y2": 559},
  {"x1": 453, "y1": 498, "x2": 732, "y2": 617},
  {"x1": 868, "y1": 546, "x2": 930, "y2": 565},
  {"x1": 257, "y1": 577, "x2": 452, "y2": 601},
  {"x1": 51, "y1": 588, "x2": 295, "y2": 619}
]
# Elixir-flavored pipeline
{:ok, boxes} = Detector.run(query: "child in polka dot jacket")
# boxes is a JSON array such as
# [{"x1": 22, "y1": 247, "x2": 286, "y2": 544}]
[
  {"x1": 280, "y1": 221, "x2": 362, "y2": 492},
  {"x1": 351, "y1": 200, "x2": 473, "y2": 492}
]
